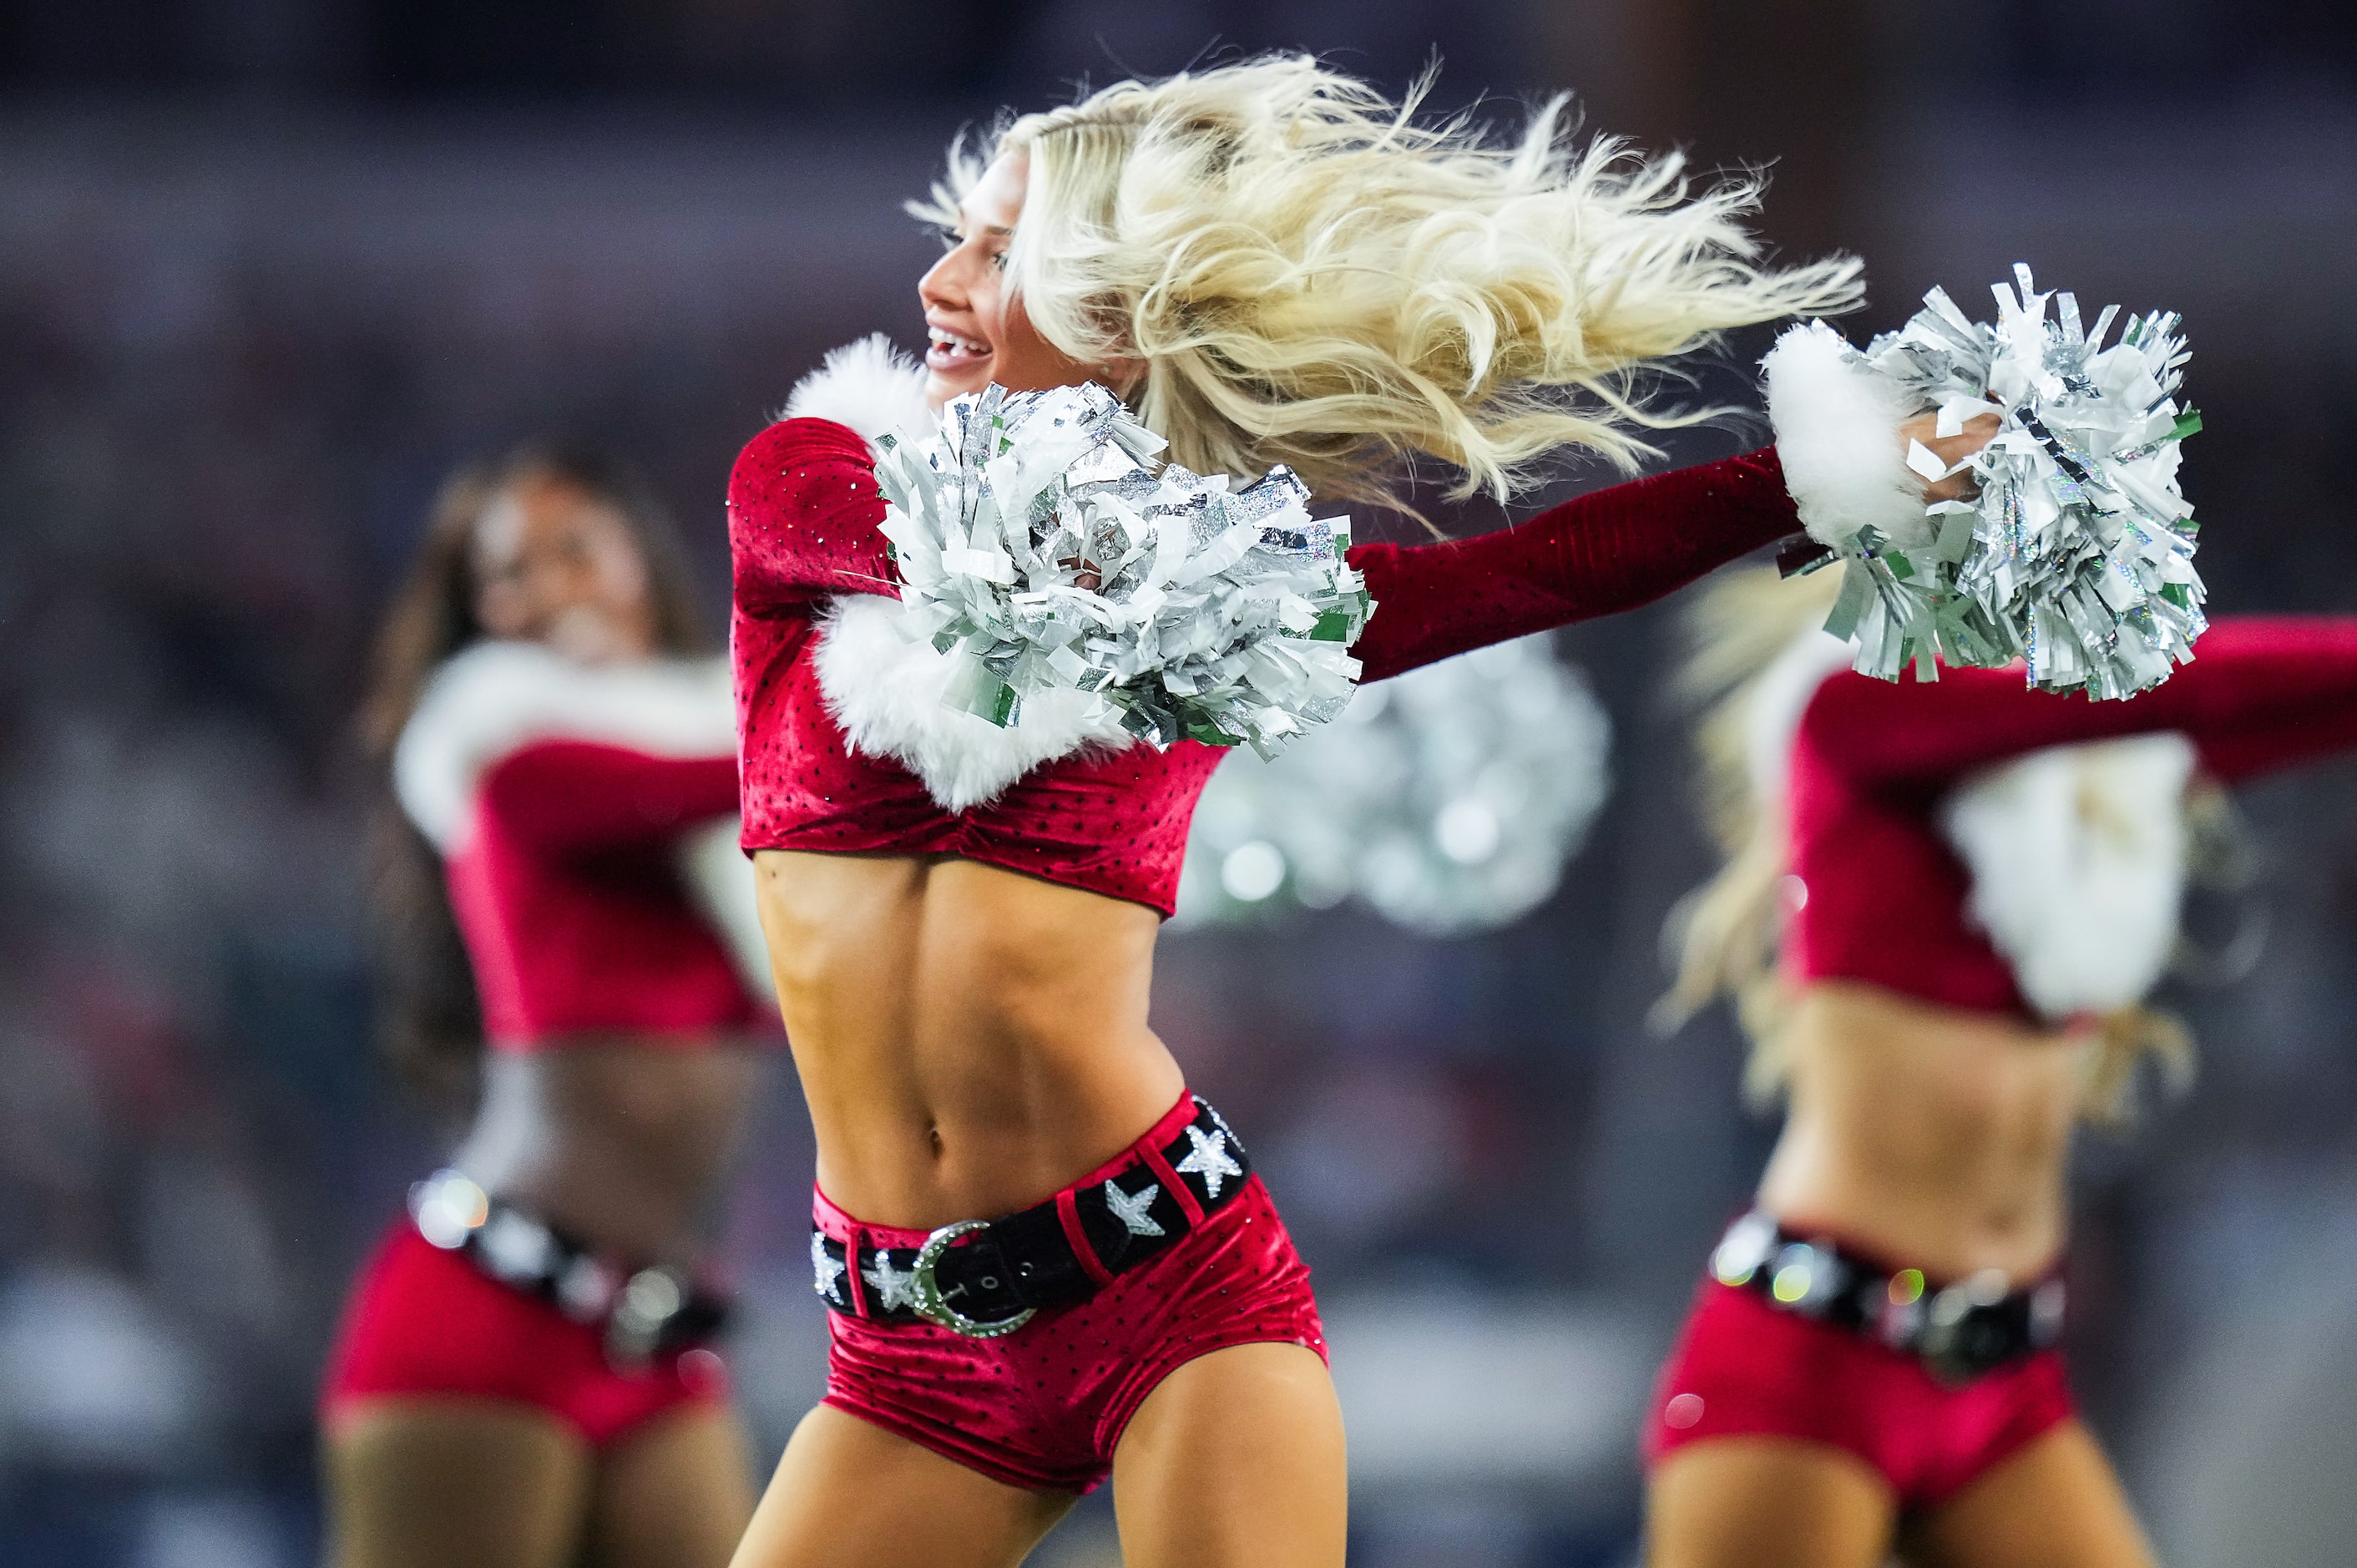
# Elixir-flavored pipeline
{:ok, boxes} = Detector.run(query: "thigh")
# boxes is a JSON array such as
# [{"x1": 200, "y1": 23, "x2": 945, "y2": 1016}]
[
  {"x1": 1903, "y1": 1420, "x2": 2156, "y2": 1568},
  {"x1": 1646, "y1": 1436, "x2": 1897, "y2": 1568},
  {"x1": 727, "y1": 1403, "x2": 1075, "y2": 1568},
  {"x1": 323, "y1": 1399, "x2": 592, "y2": 1568},
  {"x1": 584, "y1": 1402, "x2": 758, "y2": 1568},
  {"x1": 1110, "y1": 1342, "x2": 1346, "y2": 1568}
]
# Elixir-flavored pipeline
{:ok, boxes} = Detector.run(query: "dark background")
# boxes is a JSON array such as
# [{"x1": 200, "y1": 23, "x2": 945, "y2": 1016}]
[{"x1": 3, "y1": 3, "x2": 2356, "y2": 1564}]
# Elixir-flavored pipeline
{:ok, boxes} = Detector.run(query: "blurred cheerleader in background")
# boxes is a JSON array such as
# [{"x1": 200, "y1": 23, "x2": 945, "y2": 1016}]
[
  {"x1": 1647, "y1": 559, "x2": 2357, "y2": 1567},
  {"x1": 321, "y1": 446, "x2": 776, "y2": 1568},
  {"x1": 710, "y1": 52, "x2": 1989, "y2": 1568}
]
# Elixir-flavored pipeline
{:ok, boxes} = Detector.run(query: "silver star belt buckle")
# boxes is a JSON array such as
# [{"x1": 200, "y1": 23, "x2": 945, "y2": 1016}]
[{"x1": 909, "y1": 1220, "x2": 1036, "y2": 1339}]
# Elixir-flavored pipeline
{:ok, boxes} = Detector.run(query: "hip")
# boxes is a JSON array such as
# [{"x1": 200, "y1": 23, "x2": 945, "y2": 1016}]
[
  {"x1": 1644, "y1": 1214, "x2": 2076, "y2": 1508},
  {"x1": 321, "y1": 1211, "x2": 731, "y2": 1449},
  {"x1": 807, "y1": 1090, "x2": 1324, "y2": 1492}
]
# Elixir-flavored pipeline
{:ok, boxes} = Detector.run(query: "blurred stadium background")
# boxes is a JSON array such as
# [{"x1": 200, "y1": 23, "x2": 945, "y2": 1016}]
[{"x1": 3, "y1": 3, "x2": 2356, "y2": 1563}]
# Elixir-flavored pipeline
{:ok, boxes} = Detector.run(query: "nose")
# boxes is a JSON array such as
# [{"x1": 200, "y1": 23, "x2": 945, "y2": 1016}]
[
  {"x1": 918, "y1": 245, "x2": 969, "y2": 314},
  {"x1": 512, "y1": 547, "x2": 601, "y2": 628}
]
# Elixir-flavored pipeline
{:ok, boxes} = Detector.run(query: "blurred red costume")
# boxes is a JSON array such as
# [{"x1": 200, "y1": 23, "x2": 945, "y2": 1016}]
[
  {"x1": 322, "y1": 646, "x2": 766, "y2": 1447},
  {"x1": 1646, "y1": 617, "x2": 2357, "y2": 1502},
  {"x1": 728, "y1": 389, "x2": 1815, "y2": 1486},
  {"x1": 325, "y1": 1222, "x2": 730, "y2": 1446}
]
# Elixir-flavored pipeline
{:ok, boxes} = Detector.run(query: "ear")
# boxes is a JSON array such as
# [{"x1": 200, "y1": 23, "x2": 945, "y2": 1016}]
[{"x1": 1102, "y1": 355, "x2": 1149, "y2": 402}]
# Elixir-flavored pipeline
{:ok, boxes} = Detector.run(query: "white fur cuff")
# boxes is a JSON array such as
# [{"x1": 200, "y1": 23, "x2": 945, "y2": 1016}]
[
  {"x1": 1762, "y1": 321, "x2": 1931, "y2": 550},
  {"x1": 1942, "y1": 734, "x2": 2195, "y2": 1019},
  {"x1": 393, "y1": 643, "x2": 736, "y2": 851},
  {"x1": 813, "y1": 597, "x2": 1136, "y2": 812}
]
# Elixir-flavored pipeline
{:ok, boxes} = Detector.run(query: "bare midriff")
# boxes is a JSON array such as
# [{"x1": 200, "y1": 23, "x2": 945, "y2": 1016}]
[
  {"x1": 753, "y1": 847, "x2": 1185, "y2": 1232},
  {"x1": 455, "y1": 1039, "x2": 768, "y2": 1269},
  {"x1": 1755, "y1": 980, "x2": 2094, "y2": 1285}
]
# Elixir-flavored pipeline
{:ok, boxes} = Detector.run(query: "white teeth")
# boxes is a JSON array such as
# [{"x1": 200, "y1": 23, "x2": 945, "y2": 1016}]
[{"x1": 928, "y1": 330, "x2": 987, "y2": 356}]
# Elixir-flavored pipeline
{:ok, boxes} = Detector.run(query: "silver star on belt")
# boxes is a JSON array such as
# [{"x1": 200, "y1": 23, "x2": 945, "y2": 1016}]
[
  {"x1": 862, "y1": 1248, "x2": 918, "y2": 1313},
  {"x1": 1203, "y1": 1100, "x2": 1241, "y2": 1147},
  {"x1": 811, "y1": 1232, "x2": 846, "y2": 1302},
  {"x1": 1175, "y1": 1126, "x2": 1242, "y2": 1200},
  {"x1": 1104, "y1": 1180, "x2": 1166, "y2": 1237}
]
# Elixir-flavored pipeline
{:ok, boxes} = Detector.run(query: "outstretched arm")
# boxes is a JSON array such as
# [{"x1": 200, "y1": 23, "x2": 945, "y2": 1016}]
[
  {"x1": 728, "y1": 418, "x2": 903, "y2": 615},
  {"x1": 1798, "y1": 617, "x2": 2357, "y2": 787},
  {"x1": 1343, "y1": 449, "x2": 1799, "y2": 682}
]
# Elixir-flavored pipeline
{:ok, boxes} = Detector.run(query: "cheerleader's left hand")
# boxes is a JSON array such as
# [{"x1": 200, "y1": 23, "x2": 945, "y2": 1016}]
[{"x1": 1899, "y1": 407, "x2": 2002, "y2": 503}]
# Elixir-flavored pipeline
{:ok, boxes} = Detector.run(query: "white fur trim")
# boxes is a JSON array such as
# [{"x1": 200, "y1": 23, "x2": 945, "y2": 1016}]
[
  {"x1": 676, "y1": 817, "x2": 775, "y2": 1002},
  {"x1": 394, "y1": 642, "x2": 736, "y2": 851},
  {"x1": 1941, "y1": 733, "x2": 2195, "y2": 1019},
  {"x1": 781, "y1": 334, "x2": 935, "y2": 447},
  {"x1": 813, "y1": 595, "x2": 1136, "y2": 812},
  {"x1": 787, "y1": 336, "x2": 1131, "y2": 807},
  {"x1": 1744, "y1": 627, "x2": 1859, "y2": 801},
  {"x1": 1763, "y1": 321, "x2": 1934, "y2": 550}
]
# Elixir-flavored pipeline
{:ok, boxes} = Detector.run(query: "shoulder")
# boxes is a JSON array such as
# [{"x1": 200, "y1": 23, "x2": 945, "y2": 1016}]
[
  {"x1": 729, "y1": 422, "x2": 877, "y2": 565},
  {"x1": 393, "y1": 644, "x2": 734, "y2": 849},
  {"x1": 732, "y1": 413, "x2": 875, "y2": 479}
]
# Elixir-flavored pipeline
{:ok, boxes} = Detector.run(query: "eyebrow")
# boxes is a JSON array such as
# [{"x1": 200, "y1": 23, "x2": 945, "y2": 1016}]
[{"x1": 952, "y1": 205, "x2": 1015, "y2": 240}]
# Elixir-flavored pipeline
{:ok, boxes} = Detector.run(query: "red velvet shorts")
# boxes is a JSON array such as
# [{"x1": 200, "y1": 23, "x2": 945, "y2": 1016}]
[
  {"x1": 320, "y1": 1219, "x2": 729, "y2": 1449},
  {"x1": 1643, "y1": 1277, "x2": 2076, "y2": 1508},
  {"x1": 816, "y1": 1097, "x2": 1328, "y2": 1494}
]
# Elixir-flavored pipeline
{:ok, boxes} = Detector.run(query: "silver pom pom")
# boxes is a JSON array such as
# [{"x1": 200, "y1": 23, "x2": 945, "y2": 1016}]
[
  {"x1": 1171, "y1": 636, "x2": 1612, "y2": 935},
  {"x1": 869, "y1": 382, "x2": 1373, "y2": 756},
  {"x1": 1818, "y1": 264, "x2": 2205, "y2": 699}
]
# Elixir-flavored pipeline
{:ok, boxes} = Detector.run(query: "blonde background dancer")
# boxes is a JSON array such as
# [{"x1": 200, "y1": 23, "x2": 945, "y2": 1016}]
[{"x1": 1647, "y1": 566, "x2": 2357, "y2": 1568}]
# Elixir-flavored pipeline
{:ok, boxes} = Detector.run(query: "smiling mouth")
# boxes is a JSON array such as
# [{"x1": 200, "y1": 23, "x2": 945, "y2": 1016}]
[{"x1": 927, "y1": 326, "x2": 993, "y2": 374}]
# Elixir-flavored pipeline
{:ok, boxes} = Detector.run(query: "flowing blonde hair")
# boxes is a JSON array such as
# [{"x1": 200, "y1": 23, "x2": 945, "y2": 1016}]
[
  {"x1": 1655, "y1": 567, "x2": 2207, "y2": 1126},
  {"x1": 912, "y1": 56, "x2": 1863, "y2": 508}
]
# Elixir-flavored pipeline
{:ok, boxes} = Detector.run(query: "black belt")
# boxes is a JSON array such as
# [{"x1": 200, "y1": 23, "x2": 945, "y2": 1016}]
[
  {"x1": 1710, "y1": 1211, "x2": 2065, "y2": 1386},
  {"x1": 812, "y1": 1095, "x2": 1251, "y2": 1338},
  {"x1": 409, "y1": 1169, "x2": 729, "y2": 1368}
]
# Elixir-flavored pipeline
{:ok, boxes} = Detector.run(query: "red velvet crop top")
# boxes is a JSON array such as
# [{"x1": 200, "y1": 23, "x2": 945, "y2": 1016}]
[
  {"x1": 394, "y1": 643, "x2": 774, "y2": 1050},
  {"x1": 1784, "y1": 617, "x2": 2357, "y2": 1019},
  {"x1": 731, "y1": 414, "x2": 1805, "y2": 913}
]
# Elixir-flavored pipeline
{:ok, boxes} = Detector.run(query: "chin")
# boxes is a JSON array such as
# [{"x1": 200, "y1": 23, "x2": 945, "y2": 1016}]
[{"x1": 926, "y1": 366, "x2": 994, "y2": 406}]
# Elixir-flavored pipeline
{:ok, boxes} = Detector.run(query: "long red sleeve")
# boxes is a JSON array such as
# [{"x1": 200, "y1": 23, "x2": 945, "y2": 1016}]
[
  {"x1": 1798, "y1": 618, "x2": 2357, "y2": 788},
  {"x1": 476, "y1": 742, "x2": 741, "y2": 857},
  {"x1": 728, "y1": 418, "x2": 900, "y2": 615},
  {"x1": 1344, "y1": 448, "x2": 1798, "y2": 683},
  {"x1": 731, "y1": 420, "x2": 1799, "y2": 679}
]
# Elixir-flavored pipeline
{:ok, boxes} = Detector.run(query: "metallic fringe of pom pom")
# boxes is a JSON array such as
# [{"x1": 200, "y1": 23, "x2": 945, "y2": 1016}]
[
  {"x1": 1814, "y1": 264, "x2": 2205, "y2": 700},
  {"x1": 1171, "y1": 635, "x2": 1612, "y2": 935},
  {"x1": 871, "y1": 382, "x2": 1373, "y2": 756}
]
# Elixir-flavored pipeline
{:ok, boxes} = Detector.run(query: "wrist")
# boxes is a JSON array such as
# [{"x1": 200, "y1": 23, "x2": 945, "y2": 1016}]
[{"x1": 1761, "y1": 321, "x2": 1932, "y2": 551}]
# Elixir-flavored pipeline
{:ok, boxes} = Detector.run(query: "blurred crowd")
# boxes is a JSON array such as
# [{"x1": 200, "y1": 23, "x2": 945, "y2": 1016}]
[{"x1": 3, "y1": 3, "x2": 2357, "y2": 1565}]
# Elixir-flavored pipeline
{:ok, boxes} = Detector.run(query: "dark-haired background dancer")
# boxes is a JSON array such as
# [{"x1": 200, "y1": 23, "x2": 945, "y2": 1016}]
[{"x1": 321, "y1": 447, "x2": 774, "y2": 1568}]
